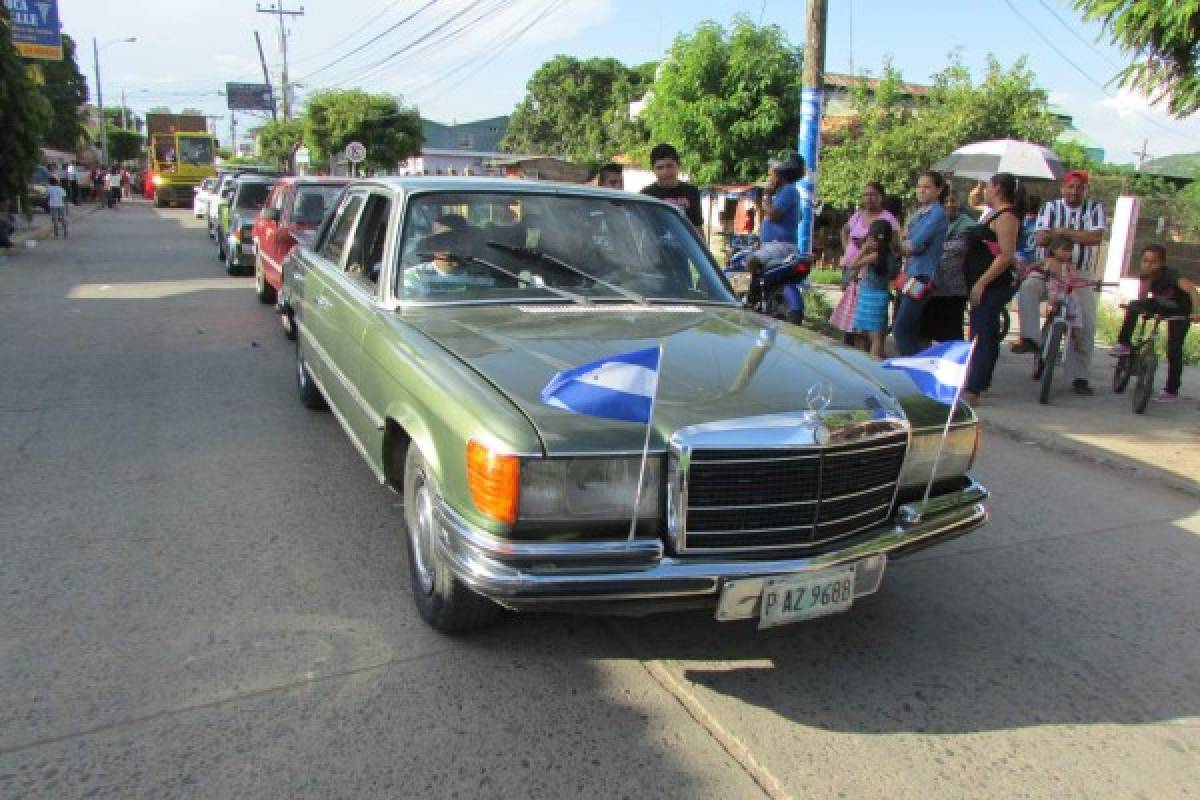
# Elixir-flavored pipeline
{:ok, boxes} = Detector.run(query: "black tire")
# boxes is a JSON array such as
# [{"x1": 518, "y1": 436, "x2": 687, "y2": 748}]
[
  {"x1": 1032, "y1": 313, "x2": 1055, "y2": 380},
  {"x1": 216, "y1": 232, "x2": 226, "y2": 262},
  {"x1": 154, "y1": 188, "x2": 168, "y2": 208},
  {"x1": 225, "y1": 245, "x2": 242, "y2": 276},
  {"x1": 765, "y1": 287, "x2": 788, "y2": 320},
  {"x1": 1112, "y1": 354, "x2": 1133, "y2": 394},
  {"x1": 999, "y1": 306, "x2": 1011, "y2": 342},
  {"x1": 1133, "y1": 353, "x2": 1156, "y2": 414},
  {"x1": 255, "y1": 256, "x2": 277, "y2": 304},
  {"x1": 295, "y1": 338, "x2": 327, "y2": 411},
  {"x1": 1038, "y1": 324, "x2": 1063, "y2": 405},
  {"x1": 281, "y1": 307, "x2": 298, "y2": 341},
  {"x1": 402, "y1": 444, "x2": 500, "y2": 634}
]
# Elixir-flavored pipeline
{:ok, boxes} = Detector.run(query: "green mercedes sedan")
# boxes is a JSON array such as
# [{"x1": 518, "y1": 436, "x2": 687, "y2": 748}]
[{"x1": 280, "y1": 178, "x2": 988, "y2": 633}]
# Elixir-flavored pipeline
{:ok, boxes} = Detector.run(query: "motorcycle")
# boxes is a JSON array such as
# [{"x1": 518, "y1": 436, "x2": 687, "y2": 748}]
[{"x1": 724, "y1": 243, "x2": 811, "y2": 325}]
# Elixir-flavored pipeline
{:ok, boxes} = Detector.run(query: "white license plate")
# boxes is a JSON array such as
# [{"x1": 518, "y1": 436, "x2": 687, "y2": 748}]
[
  {"x1": 242, "y1": 243, "x2": 256, "y2": 254},
  {"x1": 758, "y1": 567, "x2": 855, "y2": 629}
]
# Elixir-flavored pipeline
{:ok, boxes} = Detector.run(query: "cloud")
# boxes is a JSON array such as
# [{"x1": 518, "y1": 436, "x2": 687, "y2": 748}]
[{"x1": 1097, "y1": 88, "x2": 1175, "y2": 123}]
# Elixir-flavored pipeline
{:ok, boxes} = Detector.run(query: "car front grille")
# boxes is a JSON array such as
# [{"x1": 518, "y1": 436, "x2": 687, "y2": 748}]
[{"x1": 676, "y1": 433, "x2": 907, "y2": 553}]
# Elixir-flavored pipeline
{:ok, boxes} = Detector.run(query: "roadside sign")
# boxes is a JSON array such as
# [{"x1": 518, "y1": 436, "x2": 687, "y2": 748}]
[
  {"x1": 345, "y1": 142, "x2": 366, "y2": 164},
  {"x1": 5, "y1": 0, "x2": 63, "y2": 60},
  {"x1": 294, "y1": 147, "x2": 310, "y2": 166},
  {"x1": 225, "y1": 82, "x2": 275, "y2": 112}
]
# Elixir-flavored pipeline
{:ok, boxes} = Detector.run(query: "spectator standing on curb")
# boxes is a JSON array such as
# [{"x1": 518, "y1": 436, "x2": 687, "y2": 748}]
[
  {"x1": 831, "y1": 182, "x2": 896, "y2": 345},
  {"x1": 849, "y1": 218, "x2": 899, "y2": 357},
  {"x1": 1112, "y1": 244, "x2": 1200, "y2": 403},
  {"x1": 46, "y1": 177, "x2": 68, "y2": 238},
  {"x1": 640, "y1": 143, "x2": 704, "y2": 233},
  {"x1": 106, "y1": 168, "x2": 122, "y2": 209},
  {"x1": 66, "y1": 162, "x2": 79, "y2": 205},
  {"x1": 892, "y1": 171, "x2": 949, "y2": 355},
  {"x1": 1014, "y1": 171, "x2": 1106, "y2": 396},
  {"x1": 963, "y1": 172, "x2": 1023, "y2": 405},
  {"x1": 921, "y1": 190, "x2": 975, "y2": 344}
]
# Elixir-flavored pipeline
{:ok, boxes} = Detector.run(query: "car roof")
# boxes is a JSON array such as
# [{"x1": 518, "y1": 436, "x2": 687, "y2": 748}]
[
  {"x1": 276, "y1": 176, "x2": 351, "y2": 187},
  {"x1": 337, "y1": 175, "x2": 646, "y2": 201}
]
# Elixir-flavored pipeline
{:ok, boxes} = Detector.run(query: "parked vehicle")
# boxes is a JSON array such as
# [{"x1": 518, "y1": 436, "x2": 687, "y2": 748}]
[
  {"x1": 208, "y1": 167, "x2": 280, "y2": 238},
  {"x1": 252, "y1": 176, "x2": 349, "y2": 312},
  {"x1": 193, "y1": 176, "x2": 218, "y2": 219},
  {"x1": 216, "y1": 175, "x2": 274, "y2": 275},
  {"x1": 282, "y1": 178, "x2": 988, "y2": 633},
  {"x1": 28, "y1": 165, "x2": 52, "y2": 212}
]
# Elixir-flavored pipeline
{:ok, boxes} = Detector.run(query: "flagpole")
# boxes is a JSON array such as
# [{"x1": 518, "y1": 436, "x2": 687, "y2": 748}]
[
  {"x1": 628, "y1": 340, "x2": 665, "y2": 546},
  {"x1": 922, "y1": 336, "x2": 978, "y2": 506}
]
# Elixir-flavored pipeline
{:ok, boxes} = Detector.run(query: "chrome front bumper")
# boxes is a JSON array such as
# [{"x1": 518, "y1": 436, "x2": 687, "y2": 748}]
[{"x1": 435, "y1": 478, "x2": 989, "y2": 614}]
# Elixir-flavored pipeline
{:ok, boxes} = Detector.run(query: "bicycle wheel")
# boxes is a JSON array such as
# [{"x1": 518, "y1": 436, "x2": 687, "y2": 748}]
[
  {"x1": 1032, "y1": 313, "x2": 1056, "y2": 380},
  {"x1": 1038, "y1": 324, "x2": 1063, "y2": 405},
  {"x1": 1132, "y1": 353, "x2": 1157, "y2": 414},
  {"x1": 999, "y1": 306, "x2": 1011, "y2": 342},
  {"x1": 1112, "y1": 352, "x2": 1133, "y2": 393}
]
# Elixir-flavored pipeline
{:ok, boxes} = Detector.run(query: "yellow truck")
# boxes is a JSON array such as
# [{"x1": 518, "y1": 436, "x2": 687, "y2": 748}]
[{"x1": 142, "y1": 113, "x2": 218, "y2": 208}]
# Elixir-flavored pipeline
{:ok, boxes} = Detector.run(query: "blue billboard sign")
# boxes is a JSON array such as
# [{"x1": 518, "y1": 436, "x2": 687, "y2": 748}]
[{"x1": 4, "y1": 0, "x2": 62, "y2": 60}]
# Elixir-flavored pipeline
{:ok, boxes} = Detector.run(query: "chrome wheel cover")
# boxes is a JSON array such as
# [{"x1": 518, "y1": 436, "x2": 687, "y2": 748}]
[{"x1": 411, "y1": 479, "x2": 436, "y2": 595}]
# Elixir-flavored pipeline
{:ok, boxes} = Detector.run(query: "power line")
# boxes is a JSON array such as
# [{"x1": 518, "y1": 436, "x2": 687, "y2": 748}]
[
  {"x1": 1033, "y1": 0, "x2": 1121, "y2": 70},
  {"x1": 296, "y1": 0, "x2": 440, "y2": 83},
  {"x1": 1001, "y1": 0, "x2": 1197, "y2": 145},
  {"x1": 288, "y1": 0, "x2": 403, "y2": 65}
]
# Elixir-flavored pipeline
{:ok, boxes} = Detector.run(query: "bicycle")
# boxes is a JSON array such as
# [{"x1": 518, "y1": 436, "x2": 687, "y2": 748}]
[
  {"x1": 1031, "y1": 274, "x2": 1117, "y2": 405},
  {"x1": 1111, "y1": 308, "x2": 1191, "y2": 414}
]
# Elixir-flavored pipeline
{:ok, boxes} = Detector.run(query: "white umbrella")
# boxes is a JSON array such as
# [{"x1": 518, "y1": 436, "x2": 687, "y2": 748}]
[{"x1": 934, "y1": 139, "x2": 1064, "y2": 181}]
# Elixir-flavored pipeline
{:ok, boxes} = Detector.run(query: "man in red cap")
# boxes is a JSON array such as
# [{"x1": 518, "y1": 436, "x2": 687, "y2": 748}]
[{"x1": 1013, "y1": 170, "x2": 1107, "y2": 395}]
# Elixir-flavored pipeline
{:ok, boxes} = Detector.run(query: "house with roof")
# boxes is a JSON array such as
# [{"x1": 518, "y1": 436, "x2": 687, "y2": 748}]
[{"x1": 396, "y1": 116, "x2": 512, "y2": 176}]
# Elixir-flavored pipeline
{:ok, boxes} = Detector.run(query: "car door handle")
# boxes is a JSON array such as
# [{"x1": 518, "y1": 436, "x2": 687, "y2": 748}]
[
  {"x1": 292, "y1": 271, "x2": 305, "y2": 282},
  {"x1": 316, "y1": 295, "x2": 334, "y2": 309}
]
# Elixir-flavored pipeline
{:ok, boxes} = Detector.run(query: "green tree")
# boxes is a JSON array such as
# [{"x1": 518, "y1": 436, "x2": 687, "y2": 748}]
[
  {"x1": 1074, "y1": 0, "x2": 1200, "y2": 116},
  {"x1": 640, "y1": 17, "x2": 803, "y2": 183},
  {"x1": 819, "y1": 56, "x2": 1062, "y2": 208},
  {"x1": 500, "y1": 55, "x2": 655, "y2": 164},
  {"x1": 25, "y1": 33, "x2": 88, "y2": 150},
  {"x1": 256, "y1": 118, "x2": 305, "y2": 169},
  {"x1": 0, "y1": 8, "x2": 51, "y2": 205},
  {"x1": 302, "y1": 90, "x2": 422, "y2": 171},
  {"x1": 106, "y1": 128, "x2": 144, "y2": 163}
]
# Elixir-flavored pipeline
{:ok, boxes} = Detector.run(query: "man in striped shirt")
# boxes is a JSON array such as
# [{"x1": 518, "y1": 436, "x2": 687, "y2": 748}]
[{"x1": 1013, "y1": 171, "x2": 1107, "y2": 395}]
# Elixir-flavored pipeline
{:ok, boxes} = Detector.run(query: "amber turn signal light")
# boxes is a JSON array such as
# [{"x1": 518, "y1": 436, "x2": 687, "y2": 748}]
[{"x1": 466, "y1": 440, "x2": 520, "y2": 524}]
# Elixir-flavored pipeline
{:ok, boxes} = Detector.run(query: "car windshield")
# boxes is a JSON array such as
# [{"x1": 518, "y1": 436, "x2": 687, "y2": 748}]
[
  {"x1": 235, "y1": 182, "x2": 271, "y2": 209},
  {"x1": 292, "y1": 185, "x2": 343, "y2": 225},
  {"x1": 178, "y1": 136, "x2": 213, "y2": 165},
  {"x1": 395, "y1": 191, "x2": 735, "y2": 305}
]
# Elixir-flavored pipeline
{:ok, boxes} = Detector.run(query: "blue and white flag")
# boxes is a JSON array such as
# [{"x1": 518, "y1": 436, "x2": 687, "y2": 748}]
[
  {"x1": 541, "y1": 346, "x2": 662, "y2": 424},
  {"x1": 881, "y1": 341, "x2": 973, "y2": 405}
]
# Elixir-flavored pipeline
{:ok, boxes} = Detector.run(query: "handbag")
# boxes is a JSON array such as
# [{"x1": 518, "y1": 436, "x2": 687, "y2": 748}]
[{"x1": 901, "y1": 274, "x2": 930, "y2": 301}]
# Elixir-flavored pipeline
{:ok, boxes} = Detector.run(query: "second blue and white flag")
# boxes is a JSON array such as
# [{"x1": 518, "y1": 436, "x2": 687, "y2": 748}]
[
  {"x1": 541, "y1": 346, "x2": 662, "y2": 424},
  {"x1": 881, "y1": 340, "x2": 973, "y2": 405}
]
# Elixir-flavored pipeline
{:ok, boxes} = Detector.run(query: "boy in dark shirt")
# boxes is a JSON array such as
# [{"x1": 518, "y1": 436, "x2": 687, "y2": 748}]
[
  {"x1": 1112, "y1": 243, "x2": 1200, "y2": 402},
  {"x1": 640, "y1": 143, "x2": 704, "y2": 232}
]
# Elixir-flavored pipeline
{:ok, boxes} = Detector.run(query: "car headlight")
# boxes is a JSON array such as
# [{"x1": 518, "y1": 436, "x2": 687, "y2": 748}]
[
  {"x1": 897, "y1": 424, "x2": 979, "y2": 488},
  {"x1": 519, "y1": 457, "x2": 662, "y2": 521},
  {"x1": 151, "y1": 175, "x2": 163, "y2": 186}
]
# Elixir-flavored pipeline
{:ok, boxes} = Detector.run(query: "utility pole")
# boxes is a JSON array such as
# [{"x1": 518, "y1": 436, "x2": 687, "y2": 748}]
[
  {"x1": 1133, "y1": 138, "x2": 1152, "y2": 172},
  {"x1": 92, "y1": 37, "x2": 107, "y2": 165},
  {"x1": 796, "y1": 0, "x2": 827, "y2": 258},
  {"x1": 121, "y1": 89, "x2": 128, "y2": 129},
  {"x1": 253, "y1": 31, "x2": 278, "y2": 121},
  {"x1": 256, "y1": 1, "x2": 305, "y2": 120},
  {"x1": 230, "y1": 114, "x2": 238, "y2": 157}
]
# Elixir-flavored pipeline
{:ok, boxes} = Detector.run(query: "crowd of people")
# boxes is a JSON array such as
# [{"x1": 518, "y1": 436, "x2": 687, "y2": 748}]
[{"x1": 46, "y1": 161, "x2": 134, "y2": 207}]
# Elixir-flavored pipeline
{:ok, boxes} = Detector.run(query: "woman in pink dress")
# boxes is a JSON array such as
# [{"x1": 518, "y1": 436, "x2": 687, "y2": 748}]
[{"x1": 830, "y1": 182, "x2": 898, "y2": 343}]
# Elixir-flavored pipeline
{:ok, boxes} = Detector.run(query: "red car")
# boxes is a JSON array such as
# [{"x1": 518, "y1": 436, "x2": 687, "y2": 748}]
[{"x1": 252, "y1": 177, "x2": 349, "y2": 316}]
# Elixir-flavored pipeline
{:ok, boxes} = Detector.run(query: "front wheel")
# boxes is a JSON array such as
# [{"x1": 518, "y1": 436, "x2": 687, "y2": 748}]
[
  {"x1": 1132, "y1": 352, "x2": 1157, "y2": 414},
  {"x1": 402, "y1": 444, "x2": 500, "y2": 634},
  {"x1": 154, "y1": 188, "x2": 169, "y2": 208},
  {"x1": 295, "y1": 337, "x2": 327, "y2": 411},
  {"x1": 1112, "y1": 353, "x2": 1133, "y2": 393},
  {"x1": 255, "y1": 256, "x2": 277, "y2": 304},
  {"x1": 999, "y1": 306, "x2": 1012, "y2": 342},
  {"x1": 1038, "y1": 324, "x2": 1063, "y2": 405}
]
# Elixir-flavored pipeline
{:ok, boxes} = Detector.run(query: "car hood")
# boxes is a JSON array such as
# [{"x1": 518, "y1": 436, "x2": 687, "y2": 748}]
[{"x1": 392, "y1": 305, "x2": 967, "y2": 455}]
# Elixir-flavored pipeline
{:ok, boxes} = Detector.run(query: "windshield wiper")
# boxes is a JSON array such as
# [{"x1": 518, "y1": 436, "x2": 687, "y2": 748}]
[
  {"x1": 485, "y1": 240, "x2": 650, "y2": 306},
  {"x1": 412, "y1": 252, "x2": 587, "y2": 306}
]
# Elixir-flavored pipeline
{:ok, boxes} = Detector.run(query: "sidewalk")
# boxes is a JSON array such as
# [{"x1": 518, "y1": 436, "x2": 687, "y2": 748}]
[
  {"x1": 2, "y1": 202, "x2": 108, "y2": 257},
  {"x1": 808, "y1": 284, "x2": 1200, "y2": 497}
]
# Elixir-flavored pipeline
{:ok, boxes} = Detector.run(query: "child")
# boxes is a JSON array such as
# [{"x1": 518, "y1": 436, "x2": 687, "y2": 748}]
[
  {"x1": 850, "y1": 218, "x2": 899, "y2": 358},
  {"x1": 46, "y1": 176, "x2": 68, "y2": 239},
  {"x1": 1112, "y1": 243, "x2": 1200, "y2": 402},
  {"x1": 1032, "y1": 234, "x2": 1083, "y2": 350}
]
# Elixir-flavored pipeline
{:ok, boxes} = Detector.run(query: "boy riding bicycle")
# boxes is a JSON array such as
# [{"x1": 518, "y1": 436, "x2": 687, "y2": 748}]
[{"x1": 1111, "y1": 244, "x2": 1200, "y2": 403}]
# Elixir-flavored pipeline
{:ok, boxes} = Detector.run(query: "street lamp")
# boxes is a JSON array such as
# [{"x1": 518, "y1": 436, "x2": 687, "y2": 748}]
[{"x1": 92, "y1": 36, "x2": 137, "y2": 166}]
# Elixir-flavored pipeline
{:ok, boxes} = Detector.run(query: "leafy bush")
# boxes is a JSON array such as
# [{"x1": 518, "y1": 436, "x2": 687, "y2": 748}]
[{"x1": 808, "y1": 268, "x2": 843, "y2": 285}]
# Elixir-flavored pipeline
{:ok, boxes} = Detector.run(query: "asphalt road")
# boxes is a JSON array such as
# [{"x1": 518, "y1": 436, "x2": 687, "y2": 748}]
[{"x1": 2, "y1": 201, "x2": 1197, "y2": 800}]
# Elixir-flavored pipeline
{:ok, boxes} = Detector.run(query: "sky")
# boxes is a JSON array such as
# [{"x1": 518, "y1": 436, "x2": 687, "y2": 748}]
[{"x1": 60, "y1": 0, "x2": 1200, "y2": 164}]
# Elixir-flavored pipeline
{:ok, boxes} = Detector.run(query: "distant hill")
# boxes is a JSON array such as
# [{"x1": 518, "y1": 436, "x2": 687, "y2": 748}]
[{"x1": 1142, "y1": 152, "x2": 1200, "y2": 180}]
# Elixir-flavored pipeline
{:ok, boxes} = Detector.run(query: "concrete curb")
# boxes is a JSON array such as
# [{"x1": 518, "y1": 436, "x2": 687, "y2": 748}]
[{"x1": 980, "y1": 416, "x2": 1200, "y2": 500}]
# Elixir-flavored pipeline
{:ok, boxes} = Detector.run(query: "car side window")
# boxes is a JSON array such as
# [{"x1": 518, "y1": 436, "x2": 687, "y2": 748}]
[
  {"x1": 318, "y1": 193, "x2": 366, "y2": 266},
  {"x1": 345, "y1": 194, "x2": 392, "y2": 287}
]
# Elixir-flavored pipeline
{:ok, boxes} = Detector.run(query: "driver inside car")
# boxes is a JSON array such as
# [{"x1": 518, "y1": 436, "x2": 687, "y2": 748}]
[{"x1": 402, "y1": 218, "x2": 496, "y2": 295}]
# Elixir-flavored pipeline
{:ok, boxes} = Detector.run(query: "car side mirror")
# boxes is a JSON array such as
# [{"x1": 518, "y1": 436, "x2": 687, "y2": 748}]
[{"x1": 263, "y1": 208, "x2": 281, "y2": 222}]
